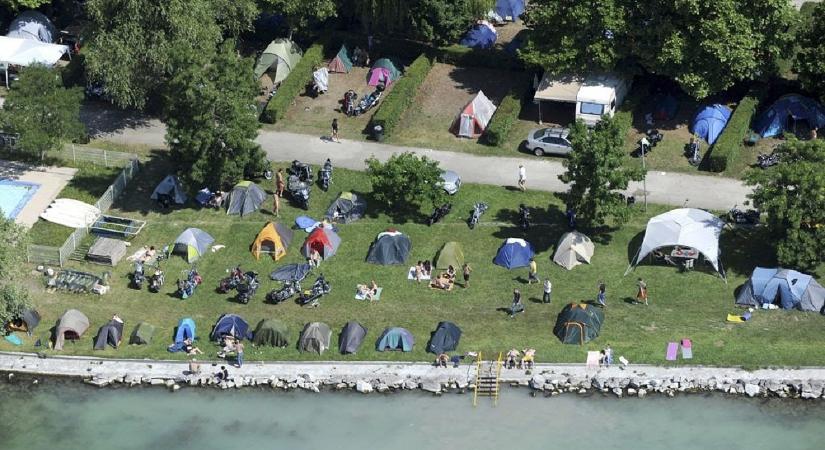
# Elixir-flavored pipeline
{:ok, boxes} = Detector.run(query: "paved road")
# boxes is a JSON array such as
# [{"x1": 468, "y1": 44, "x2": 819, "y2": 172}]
[{"x1": 91, "y1": 112, "x2": 750, "y2": 211}]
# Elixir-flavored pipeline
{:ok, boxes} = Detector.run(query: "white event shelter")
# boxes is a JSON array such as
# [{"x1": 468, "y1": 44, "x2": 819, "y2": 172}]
[{"x1": 0, "y1": 36, "x2": 70, "y2": 86}]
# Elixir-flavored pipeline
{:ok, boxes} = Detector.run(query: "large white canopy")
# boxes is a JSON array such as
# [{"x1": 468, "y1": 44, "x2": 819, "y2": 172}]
[
  {"x1": 633, "y1": 208, "x2": 724, "y2": 272},
  {"x1": 0, "y1": 36, "x2": 69, "y2": 67}
]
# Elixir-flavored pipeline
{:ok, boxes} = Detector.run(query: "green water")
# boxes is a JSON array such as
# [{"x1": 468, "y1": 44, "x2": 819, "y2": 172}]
[{"x1": 0, "y1": 379, "x2": 823, "y2": 450}]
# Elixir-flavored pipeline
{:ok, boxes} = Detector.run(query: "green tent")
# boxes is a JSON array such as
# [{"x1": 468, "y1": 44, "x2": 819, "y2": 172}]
[
  {"x1": 252, "y1": 319, "x2": 289, "y2": 347},
  {"x1": 328, "y1": 45, "x2": 353, "y2": 73},
  {"x1": 553, "y1": 303, "x2": 604, "y2": 345},
  {"x1": 129, "y1": 322, "x2": 155, "y2": 345},
  {"x1": 254, "y1": 38, "x2": 303, "y2": 81},
  {"x1": 367, "y1": 58, "x2": 402, "y2": 86},
  {"x1": 435, "y1": 241, "x2": 464, "y2": 269}
]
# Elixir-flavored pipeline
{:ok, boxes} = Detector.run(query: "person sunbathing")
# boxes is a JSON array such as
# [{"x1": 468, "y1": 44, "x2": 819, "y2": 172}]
[
  {"x1": 520, "y1": 348, "x2": 535, "y2": 369},
  {"x1": 430, "y1": 276, "x2": 451, "y2": 290},
  {"x1": 357, "y1": 284, "x2": 375, "y2": 301},
  {"x1": 183, "y1": 339, "x2": 202, "y2": 355},
  {"x1": 218, "y1": 336, "x2": 236, "y2": 358},
  {"x1": 436, "y1": 353, "x2": 449, "y2": 368},
  {"x1": 506, "y1": 349, "x2": 520, "y2": 369}
]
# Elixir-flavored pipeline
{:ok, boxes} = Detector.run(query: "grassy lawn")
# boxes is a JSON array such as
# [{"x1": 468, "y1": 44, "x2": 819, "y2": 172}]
[{"x1": 8, "y1": 154, "x2": 825, "y2": 367}]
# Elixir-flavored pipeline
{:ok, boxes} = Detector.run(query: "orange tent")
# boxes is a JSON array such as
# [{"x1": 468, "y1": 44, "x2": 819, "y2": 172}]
[{"x1": 251, "y1": 222, "x2": 293, "y2": 260}]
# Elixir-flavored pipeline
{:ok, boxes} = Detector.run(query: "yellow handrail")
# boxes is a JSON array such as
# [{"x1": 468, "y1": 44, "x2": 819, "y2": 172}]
[
  {"x1": 494, "y1": 351, "x2": 503, "y2": 406},
  {"x1": 473, "y1": 351, "x2": 482, "y2": 407}
]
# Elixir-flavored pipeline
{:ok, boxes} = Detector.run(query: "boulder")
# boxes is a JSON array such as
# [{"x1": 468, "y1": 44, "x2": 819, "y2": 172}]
[
  {"x1": 530, "y1": 375, "x2": 546, "y2": 390},
  {"x1": 356, "y1": 380, "x2": 373, "y2": 393},
  {"x1": 421, "y1": 381, "x2": 441, "y2": 394},
  {"x1": 637, "y1": 389, "x2": 647, "y2": 398},
  {"x1": 744, "y1": 384, "x2": 760, "y2": 397}
]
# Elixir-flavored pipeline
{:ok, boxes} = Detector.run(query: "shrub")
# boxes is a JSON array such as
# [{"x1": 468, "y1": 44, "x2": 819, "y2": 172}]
[
  {"x1": 369, "y1": 54, "x2": 434, "y2": 137},
  {"x1": 483, "y1": 89, "x2": 522, "y2": 147},
  {"x1": 260, "y1": 44, "x2": 325, "y2": 124},
  {"x1": 707, "y1": 88, "x2": 763, "y2": 172}
]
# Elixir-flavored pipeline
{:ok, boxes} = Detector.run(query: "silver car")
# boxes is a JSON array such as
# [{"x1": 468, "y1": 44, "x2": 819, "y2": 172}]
[
  {"x1": 440, "y1": 170, "x2": 461, "y2": 195},
  {"x1": 526, "y1": 127, "x2": 573, "y2": 156}
]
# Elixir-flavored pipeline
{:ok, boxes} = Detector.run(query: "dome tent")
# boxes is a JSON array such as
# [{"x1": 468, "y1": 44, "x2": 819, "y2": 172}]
[
  {"x1": 339, "y1": 321, "x2": 368, "y2": 354},
  {"x1": 253, "y1": 319, "x2": 289, "y2": 347},
  {"x1": 553, "y1": 303, "x2": 604, "y2": 345},
  {"x1": 435, "y1": 241, "x2": 464, "y2": 270},
  {"x1": 53, "y1": 309, "x2": 90, "y2": 350},
  {"x1": 254, "y1": 38, "x2": 303, "y2": 81},
  {"x1": 493, "y1": 238, "x2": 535, "y2": 269},
  {"x1": 94, "y1": 319, "x2": 124, "y2": 350},
  {"x1": 366, "y1": 230, "x2": 411, "y2": 265},
  {"x1": 736, "y1": 268, "x2": 825, "y2": 312},
  {"x1": 426, "y1": 321, "x2": 461, "y2": 354},
  {"x1": 691, "y1": 104, "x2": 731, "y2": 145},
  {"x1": 150, "y1": 175, "x2": 187, "y2": 205},
  {"x1": 368, "y1": 58, "x2": 401, "y2": 86},
  {"x1": 6, "y1": 10, "x2": 56, "y2": 43},
  {"x1": 172, "y1": 228, "x2": 214, "y2": 263},
  {"x1": 754, "y1": 94, "x2": 825, "y2": 138},
  {"x1": 251, "y1": 222, "x2": 293, "y2": 261},
  {"x1": 210, "y1": 314, "x2": 250, "y2": 341},
  {"x1": 553, "y1": 231, "x2": 595, "y2": 270},
  {"x1": 299, "y1": 322, "x2": 332, "y2": 354},
  {"x1": 325, "y1": 191, "x2": 367, "y2": 223},
  {"x1": 129, "y1": 322, "x2": 155, "y2": 345},
  {"x1": 376, "y1": 327, "x2": 414, "y2": 352},
  {"x1": 302, "y1": 227, "x2": 341, "y2": 260},
  {"x1": 460, "y1": 21, "x2": 497, "y2": 49},
  {"x1": 495, "y1": 0, "x2": 525, "y2": 21},
  {"x1": 174, "y1": 318, "x2": 196, "y2": 344},
  {"x1": 227, "y1": 181, "x2": 266, "y2": 217}
]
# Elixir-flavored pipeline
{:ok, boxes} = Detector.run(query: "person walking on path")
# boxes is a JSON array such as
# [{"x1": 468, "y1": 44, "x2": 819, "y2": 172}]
[
  {"x1": 462, "y1": 263, "x2": 472, "y2": 288},
  {"x1": 235, "y1": 340, "x2": 244, "y2": 368},
  {"x1": 528, "y1": 258, "x2": 538, "y2": 284},
  {"x1": 331, "y1": 118, "x2": 340, "y2": 143},
  {"x1": 275, "y1": 168, "x2": 285, "y2": 197},
  {"x1": 636, "y1": 278, "x2": 648, "y2": 305},
  {"x1": 542, "y1": 278, "x2": 552, "y2": 304},
  {"x1": 597, "y1": 280, "x2": 606, "y2": 306},
  {"x1": 517, "y1": 164, "x2": 527, "y2": 191}
]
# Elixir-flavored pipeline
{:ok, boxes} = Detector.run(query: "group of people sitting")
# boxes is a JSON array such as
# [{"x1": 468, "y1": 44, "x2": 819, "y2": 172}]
[
  {"x1": 217, "y1": 335, "x2": 240, "y2": 359},
  {"x1": 356, "y1": 280, "x2": 380, "y2": 302},
  {"x1": 430, "y1": 264, "x2": 456, "y2": 290},
  {"x1": 413, "y1": 260, "x2": 433, "y2": 282},
  {"x1": 505, "y1": 348, "x2": 536, "y2": 370},
  {"x1": 207, "y1": 190, "x2": 226, "y2": 209},
  {"x1": 177, "y1": 269, "x2": 202, "y2": 299}
]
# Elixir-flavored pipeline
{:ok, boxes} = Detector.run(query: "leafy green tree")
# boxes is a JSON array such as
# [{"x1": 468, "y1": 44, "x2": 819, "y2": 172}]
[
  {"x1": 365, "y1": 152, "x2": 447, "y2": 218},
  {"x1": 0, "y1": 216, "x2": 31, "y2": 326},
  {"x1": 261, "y1": 0, "x2": 337, "y2": 37},
  {"x1": 559, "y1": 115, "x2": 644, "y2": 228},
  {"x1": 1, "y1": 0, "x2": 51, "y2": 10},
  {"x1": 164, "y1": 41, "x2": 267, "y2": 189},
  {"x1": 795, "y1": 3, "x2": 825, "y2": 103},
  {"x1": 745, "y1": 139, "x2": 825, "y2": 271},
  {"x1": 0, "y1": 65, "x2": 84, "y2": 161}
]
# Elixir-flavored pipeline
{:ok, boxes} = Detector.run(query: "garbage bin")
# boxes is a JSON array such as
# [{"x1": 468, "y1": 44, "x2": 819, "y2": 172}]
[{"x1": 372, "y1": 124, "x2": 384, "y2": 142}]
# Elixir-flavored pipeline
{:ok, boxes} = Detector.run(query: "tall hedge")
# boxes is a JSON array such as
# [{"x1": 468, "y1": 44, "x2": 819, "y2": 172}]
[
  {"x1": 707, "y1": 89, "x2": 763, "y2": 172},
  {"x1": 260, "y1": 44, "x2": 325, "y2": 124},
  {"x1": 483, "y1": 89, "x2": 521, "y2": 147},
  {"x1": 369, "y1": 54, "x2": 434, "y2": 137}
]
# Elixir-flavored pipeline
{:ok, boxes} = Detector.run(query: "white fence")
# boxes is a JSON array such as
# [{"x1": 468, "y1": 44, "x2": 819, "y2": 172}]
[{"x1": 61, "y1": 145, "x2": 139, "y2": 168}]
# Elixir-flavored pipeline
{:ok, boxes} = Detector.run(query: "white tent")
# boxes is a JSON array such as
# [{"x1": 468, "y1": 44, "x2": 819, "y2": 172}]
[
  {"x1": 6, "y1": 10, "x2": 56, "y2": 43},
  {"x1": 150, "y1": 175, "x2": 187, "y2": 205},
  {"x1": 628, "y1": 208, "x2": 725, "y2": 277},
  {"x1": 553, "y1": 231, "x2": 595, "y2": 270},
  {"x1": 454, "y1": 91, "x2": 497, "y2": 138}
]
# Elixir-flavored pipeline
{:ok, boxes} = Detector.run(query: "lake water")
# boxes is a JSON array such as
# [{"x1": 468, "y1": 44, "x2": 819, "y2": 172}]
[{"x1": 1, "y1": 379, "x2": 823, "y2": 450}]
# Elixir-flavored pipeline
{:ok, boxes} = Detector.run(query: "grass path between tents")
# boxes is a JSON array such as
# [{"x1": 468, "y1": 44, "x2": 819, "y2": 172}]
[{"x1": 7, "y1": 154, "x2": 825, "y2": 367}]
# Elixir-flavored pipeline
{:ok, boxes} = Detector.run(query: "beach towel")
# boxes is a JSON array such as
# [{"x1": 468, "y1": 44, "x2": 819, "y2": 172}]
[
  {"x1": 726, "y1": 311, "x2": 752, "y2": 323},
  {"x1": 355, "y1": 287, "x2": 383, "y2": 301},
  {"x1": 586, "y1": 351, "x2": 601, "y2": 370},
  {"x1": 295, "y1": 216, "x2": 319, "y2": 232},
  {"x1": 407, "y1": 266, "x2": 432, "y2": 281},
  {"x1": 681, "y1": 339, "x2": 693, "y2": 359},
  {"x1": 4, "y1": 334, "x2": 22, "y2": 346},
  {"x1": 666, "y1": 342, "x2": 678, "y2": 361}
]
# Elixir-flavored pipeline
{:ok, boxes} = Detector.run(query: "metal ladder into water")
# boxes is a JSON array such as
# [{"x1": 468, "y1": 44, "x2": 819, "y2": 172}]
[{"x1": 473, "y1": 352, "x2": 503, "y2": 406}]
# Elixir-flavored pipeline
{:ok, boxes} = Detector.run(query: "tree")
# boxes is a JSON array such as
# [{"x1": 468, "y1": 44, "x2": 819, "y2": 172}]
[
  {"x1": 795, "y1": 3, "x2": 825, "y2": 103},
  {"x1": 0, "y1": 65, "x2": 84, "y2": 161},
  {"x1": 521, "y1": 0, "x2": 796, "y2": 98},
  {"x1": 744, "y1": 139, "x2": 825, "y2": 271},
  {"x1": 164, "y1": 40, "x2": 267, "y2": 189},
  {"x1": 365, "y1": 152, "x2": 446, "y2": 218},
  {"x1": 261, "y1": 0, "x2": 337, "y2": 37},
  {"x1": 559, "y1": 115, "x2": 644, "y2": 228},
  {"x1": 1, "y1": 0, "x2": 51, "y2": 10},
  {"x1": 0, "y1": 216, "x2": 31, "y2": 327}
]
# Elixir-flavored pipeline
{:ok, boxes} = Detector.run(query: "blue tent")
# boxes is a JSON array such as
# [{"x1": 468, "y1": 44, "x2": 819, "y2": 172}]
[
  {"x1": 174, "y1": 318, "x2": 196, "y2": 343},
  {"x1": 460, "y1": 24, "x2": 497, "y2": 49},
  {"x1": 496, "y1": 0, "x2": 525, "y2": 20},
  {"x1": 493, "y1": 238, "x2": 535, "y2": 269},
  {"x1": 210, "y1": 314, "x2": 250, "y2": 341},
  {"x1": 736, "y1": 267, "x2": 825, "y2": 312},
  {"x1": 691, "y1": 105, "x2": 731, "y2": 145},
  {"x1": 376, "y1": 327, "x2": 414, "y2": 352},
  {"x1": 753, "y1": 94, "x2": 825, "y2": 138}
]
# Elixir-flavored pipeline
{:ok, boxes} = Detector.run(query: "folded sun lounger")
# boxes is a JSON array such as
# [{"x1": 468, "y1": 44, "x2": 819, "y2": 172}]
[
  {"x1": 355, "y1": 287, "x2": 383, "y2": 301},
  {"x1": 666, "y1": 342, "x2": 678, "y2": 361},
  {"x1": 680, "y1": 339, "x2": 693, "y2": 359}
]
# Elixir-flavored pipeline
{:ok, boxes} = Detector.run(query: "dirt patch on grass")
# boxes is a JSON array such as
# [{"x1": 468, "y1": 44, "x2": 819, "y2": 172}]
[{"x1": 493, "y1": 21, "x2": 526, "y2": 48}]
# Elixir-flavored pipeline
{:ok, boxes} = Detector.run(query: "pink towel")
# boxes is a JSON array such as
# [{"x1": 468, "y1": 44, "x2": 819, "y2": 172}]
[
  {"x1": 666, "y1": 342, "x2": 678, "y2": 361},
  {"x1": 681, "y1": 339, "x2": 693, "y2": 359}
]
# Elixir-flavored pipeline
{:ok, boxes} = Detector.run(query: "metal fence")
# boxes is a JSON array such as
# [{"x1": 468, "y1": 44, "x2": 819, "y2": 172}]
[{"x1": 61, "y1": 145, "x2": 139, "y2": 168}]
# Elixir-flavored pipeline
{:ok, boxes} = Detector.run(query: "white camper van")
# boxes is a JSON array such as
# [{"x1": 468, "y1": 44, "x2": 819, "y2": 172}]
[{"x1": 533, "y1": 73, "x2": 631, "y2": 126}]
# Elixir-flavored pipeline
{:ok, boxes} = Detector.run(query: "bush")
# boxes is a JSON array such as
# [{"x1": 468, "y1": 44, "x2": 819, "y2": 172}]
[
  {"x1": 707, "y1": 88, "x2": 763, "y2": 172},
  {"x1": 369, "y1": 54, "x2": 434, "y2": 137},
  {"x1": 260, "y1": 44, "x2": 325, "y2": 124},
  {"x1": 483, "y1": 89, "x2": 522, "y2": 147}
]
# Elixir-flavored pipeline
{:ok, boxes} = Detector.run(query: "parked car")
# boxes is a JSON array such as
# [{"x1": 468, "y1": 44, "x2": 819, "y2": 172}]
[
  {"x1": 440, "y1": 170, "x2": 461, "y2": 195},
  {"x1": 526, "y1": 127, "x2": 573, "y2": 156}
]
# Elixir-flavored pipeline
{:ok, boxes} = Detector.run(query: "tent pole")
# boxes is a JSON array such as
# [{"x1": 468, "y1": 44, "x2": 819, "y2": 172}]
[{"x1": 624, "y1": 247, "x2": 642, "y2": 276}]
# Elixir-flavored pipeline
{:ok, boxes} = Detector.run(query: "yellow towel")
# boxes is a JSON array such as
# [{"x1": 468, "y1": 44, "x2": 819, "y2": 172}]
[{"x1": 726, "y1": 313, "x2": 745, "y2": 323}]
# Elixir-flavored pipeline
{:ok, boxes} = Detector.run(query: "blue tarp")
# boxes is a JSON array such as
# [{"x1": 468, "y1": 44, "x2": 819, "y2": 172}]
[
  {"x1": 195, "y1": 188, "x2": 212, "y2": 206},
  {"x1": 174, "y1": 318, "x2": 196, "y2": 343},
  {"x1": 496, "y1": 0, "x2": 525, "y2": 20},
  {"x1": 210, "y1": 314, "x2": 250, "y2": 341},
  {"x1": 269, "y1": 263, "x2": 311, "y2": 281},
  {"x1": 376, "y1": 327, "x2": 414, "y2": 352},
  {"x1": 692, "y1": 104, "x2": 731, "y2": 145},
  {"x1": 753, "y1": 94, "x2": 825, "y2": 138},
  {"x1": 460, "y1": 24, "x2": 497, "y2": 49},
  {"x1": 493, "y1": 238, "x2": 535, "y2": 269}
]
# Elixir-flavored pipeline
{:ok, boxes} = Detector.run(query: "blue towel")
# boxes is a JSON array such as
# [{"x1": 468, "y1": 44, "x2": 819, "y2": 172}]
[
  {"x1": 295, "y1": 216, "x2": 318, "y2": 232},
  {"x1": 4, "y1": 334, "x2": 22, "y2": 346}
]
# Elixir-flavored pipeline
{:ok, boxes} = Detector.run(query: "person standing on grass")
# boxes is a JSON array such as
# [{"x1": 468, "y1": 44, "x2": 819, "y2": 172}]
[
  {"x1": 528, "y1": 258, "x2": 538, "y2": 284},
  {"x1": 462, "y1": 263, "x2": 472, "y2": 288},
  {"x1": 509, "y1": 289, "x2": 523, "y2": 318},
  {"x1": 636, "y1": 278, "x2": 648, "y2": 305},
  {"x1": 235, "y1": 340, "x2": 244, "y2": 368},
  {"x1": 597, "y1": 280, "x2": 606, "y2": 306},
  {"x1": 275, "y1": 168, "x2": 285, "y2": 197},
  {"x1": 542, "y1": 278, "x2": 552, "y2": 304},
  {"x1": 331, "y1": 118, "x2": 340, "y2": 142},
  {"x1": 518, "y1": 164, "x2": 527, "y2": 191},
  {"x1": 273, "y1": 192, "x2": 280, "y2": 217}
]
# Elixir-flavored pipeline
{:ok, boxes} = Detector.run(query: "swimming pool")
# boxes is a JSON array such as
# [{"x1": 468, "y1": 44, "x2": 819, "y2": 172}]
[{"x1": 0, "y1": 179, "x2": 40, "y2": 219}]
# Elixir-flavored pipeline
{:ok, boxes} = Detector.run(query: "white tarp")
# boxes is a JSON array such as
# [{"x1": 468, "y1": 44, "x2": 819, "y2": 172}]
[
  {"x1": 313, "y1": 67, "x2": 329, "y2": 92},
  {"x1": 456, "y1": 91, "x2": 497, "y2": 138},
  {"x1": 0, "y1": 36, "x2": 69, "y2": 66},
  {"x1": 634, "y1": 208, "x2": 724, "y2": 271},
  {"x1": 40, "y1": 199, "x2": 100, "y2": 228}
]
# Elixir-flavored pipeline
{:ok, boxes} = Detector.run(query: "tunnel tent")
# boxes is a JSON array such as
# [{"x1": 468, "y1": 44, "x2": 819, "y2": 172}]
[
  {"x1": 736, "y1": 267, "x2": 825, "y2": 312},
  {"x1": 328, "y1": 44, "x2": 353, "y2": 73},
  {"x1": 210, "y1": 314, "x2": 250, "y2": 341},
  {"x1": 299, "y1": 322, "x2": 332, "y2": 354},
  {"x1": 368, "y1": 58, "x2": 401, "y2": 86},
  {"x1": 129, "y1": 322, "x2": 155, "y2": 345},
  {"x1": 251, "y1": 222, "x2": 293, "y2": 260},
  {"x1": 174, "y1": 317, "x2": 196, "y2": 344},
  {"x1": 553, "y1": 303, "x2": 604, "y2": 345},
  {"x1": 427, "y1": 321, "x2": 462, "y2": 354},
  {"x1": 376, "y1": 327, "x2": 414, "y2": 352},
  {"x1": 459, "y1": 21, "x2": 497, "y2": 49},
  {"x1": 553, "y1": 231, "x2": 595, "y2": 270},
  {"x1": 302, "y1": 227, "x2": 341, "y2": 260},
  {"x1": 252, "y1": 319, "x2": 289, "y2": 347},
  {"x1": 227, "y1": 181, "x2": 266, "y2": 217},
  {"x1": 366, "y1": 230, "x2": 411, "y2": 265},
  {"x1": 6, "y1": 10, "x2": 56, "y2": 42},
  {"x1": 453, "y1": 91, "x2": 497, "y2": 138},
  {"x1": 150, "y1": 175, "x2": 187, "y2": 205},
  {"x1": 691, "y1": 104, "x2": 731, "y2": 145},
  {"x1": 53, "y1": 309, "x2": 90, "y2": 350},
  {"x1": 172, "y1": 228, "x2": 214, "y2": 263},
  {"x1": 94, "y1": 319, "x2": 124, "y2": 350},
  {"x1": 435, "y1": 241, "x2": 465, "y2": 270},
  {"x1": 339, "y1": 321, "x2": 368, "y2": 354},
  {"x1": 493, "y1": 238, "x2": 535, "y2": 269},
  {"x1": 325, "y1": 191, "x2": 367, "y2": 223},
  {"x1": 495, "y1": 0, "x2": 525, "y2": 21},
  {"x1": 753, "y1": 94, "x2": 825, "y2": 138},
  {"x1": 254, "y1": 38, "x2": 303, "y2": 81}
]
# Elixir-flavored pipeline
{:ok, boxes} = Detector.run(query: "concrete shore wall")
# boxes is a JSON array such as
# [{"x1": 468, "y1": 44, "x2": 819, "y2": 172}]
[{"x1": 3, "y1": 351, "x2": 825, "y2": 399}]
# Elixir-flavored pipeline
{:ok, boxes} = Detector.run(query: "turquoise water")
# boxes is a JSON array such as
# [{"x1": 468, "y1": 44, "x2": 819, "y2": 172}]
[
  {"x1": 0, "y1": 179, "x2": 39, "y2": 219},
  {"x1": 0, "y1": 379, "x2": 824, "y2": 450}
]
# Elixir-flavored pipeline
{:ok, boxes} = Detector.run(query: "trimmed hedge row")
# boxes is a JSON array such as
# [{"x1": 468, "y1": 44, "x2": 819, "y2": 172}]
[
  {"x1": 369, "y1": 54, "x2": 434, "y2": 137},
  {"x1": 707, "y1": 88, "x2": 763, "y2": 172},
  {"x1": 260, "y1": 44, "x2": 325, "y2": 124},
  {"x1": 483, "y1": 89, "x2": 522, "y2": 147}
]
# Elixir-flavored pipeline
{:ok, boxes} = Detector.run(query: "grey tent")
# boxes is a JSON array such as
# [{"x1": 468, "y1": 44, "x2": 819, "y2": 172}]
[
  {"x1": 376, "y1": 327, "x2": 415, "y2": 352},
  {"x1": 553, "y1": 231, "x2": 595, "y2": 270},
  {"x1": 435, "y1": 241, "x2": 464, "y2": 269},
  {"x1": 227, "y1": 181, "x2": 266, "y2": 217},
  {"x1": 94, "y1": 319, "x2": 124, "y2": 350},
  {"x1": 253, "y1": 319, "x2": 289, "y2": 347},
  {"x1": 366, "y1": 230, "x2": 411, "y2": 265},
  {"x1": 254, "y1": 38, "x2": 303, "y2": 81},
  {"x1": 172, "y1": 228, "x2": 214, "y2": 262},
  {"x1": 427, "y1": 321, "x2": 462, "y2": 354},
  {"x1": 129, "y1": 322, "x2": 155, "y2": 345},
  {"x1": 6, "y1": 309, "x2": 41, "y2": 334},
  {"x1": 299, "y1": 322, "x2": 332, "y2": 354},
  {"x1": 325, "y1": 192, "x2": 367, "y2": 223},
  {"x1": 736, "y1": 267, "x2": 825, "y2": 312},
  {"x1": 6, "y1": 11, "x2": 56, "y2": 42},
  {"x1": 339, "y1": 321, "x2": 367, "y2": 354},
  {"x1": 53, "y1": 309, "x2": 90, "y2": 350},
  {"x1": 150, "y1": 175, "x2": 187, "y2": 205},
  {"x1": 270, "y1": 263, "x2": 312, "y2": 281}
]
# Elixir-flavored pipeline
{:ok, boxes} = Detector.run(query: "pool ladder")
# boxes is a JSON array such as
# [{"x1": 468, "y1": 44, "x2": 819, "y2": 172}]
[{"x1": 473, "y1": 352, "x2": 503, "y2": 406}]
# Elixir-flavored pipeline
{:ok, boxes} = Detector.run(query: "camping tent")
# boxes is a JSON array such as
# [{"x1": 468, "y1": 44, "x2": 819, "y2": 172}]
[
  {"x1": 210, "y1": 314, "x2": 250, "y2": 341},
  {"x1": 553, "y1": 231, "x2": 595, "y2": 270},
  {"x1": 495, "y1": 0, "x2": 525, "y2": 21},
  {"x1": 325, "y1": 191, "x2": 367, "y2": 223},
  {"x1": 53, "y1": 309, "x2": 89, "y2": 350},
  {"x1": 253, "y1": 319, "x2": 289, "y2": 347},
  {"x1": 460, "y1": 21, "x2": 497, "y2": 49},
  {"x1": 652, "y1": 93, "x2": 678, "y2": 121},
  {"x1": 299, "y1": 322, "x2": 332, "y2": 354},
  {"x1": 129, "y1": 322, "x2": 155, "y2": 345},
  {"x1": 254, "y1": 38, "x2": 303, "y2": 81},
  {"x1": 328, "y1": 45, "x2": 353, "y2": 73},
  {"x1": 174, "y1": 318, "x2": 196, "y2": 343},
  {"x1": 5, "y1": 309, "x2": 40, "y2": 334},
  {"x1": 251, "y1": 222, "x2": 293, "y2": 260},
  {"x1": 366, "y1": 230, "x2": 411, "y2": 265},
  {"x1": 6, "y1": 10, "x2": 56, "y2": 42},
  {"x1": 493, "y1": 238, "x2": 535, "y2": 269},
  {"x1": 172, "y1": 228, "x2": 214, "y2": 263},
  {"x1": 227, "y1": 181, "x2": 266, "y2": 217},
  {"x1": 376, "y1": 327, "x2": 414, "y2": 352},
  {"x1": 270, "y1": 263, "x2": 311, "y2": 281},
  {"x1": 150, "y1": 175, "x2": 187, "y2": 205},
  {"x1": 435, "y1": 241, "x2": 465, "y2": 270},
  {"x1": 339, "y1": 321, "x2": 368, "y2": 354},
  {"x1": 453, "y1": 91, "x2": 497, "y2": 138},
  {"x1": 753, "y1": 94, "x2": 825, "y2": 138},
  {"x1": 629, "y1": 208, "x2": 725, "y2": 276},
  {"x1": 426, "y1": 321, "x2": 462, "y2": 354},
  {"x1": 302, "y1": 227, "x2": 342, "y2": 260},
  {"x1": 692, "y1": 104, "x2": 731, "y2": 145},
  {"x1": 94, "y1": 319, "x2": 124, "y2": 350},
  {"x1": 736, "y1": 268, "x2": 825, "y2": 312},
  {"x1": 554, "y1": 303, "x2": 604, "y2": 345},
  {"x1": 368, "y1": 58, "x2": 401, "y2": 86}
]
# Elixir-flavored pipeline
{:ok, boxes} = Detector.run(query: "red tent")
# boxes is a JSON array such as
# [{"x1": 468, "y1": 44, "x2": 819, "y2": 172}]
[{"x1": 302, "y1": 228, "x2": 342, "y2": 259}]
